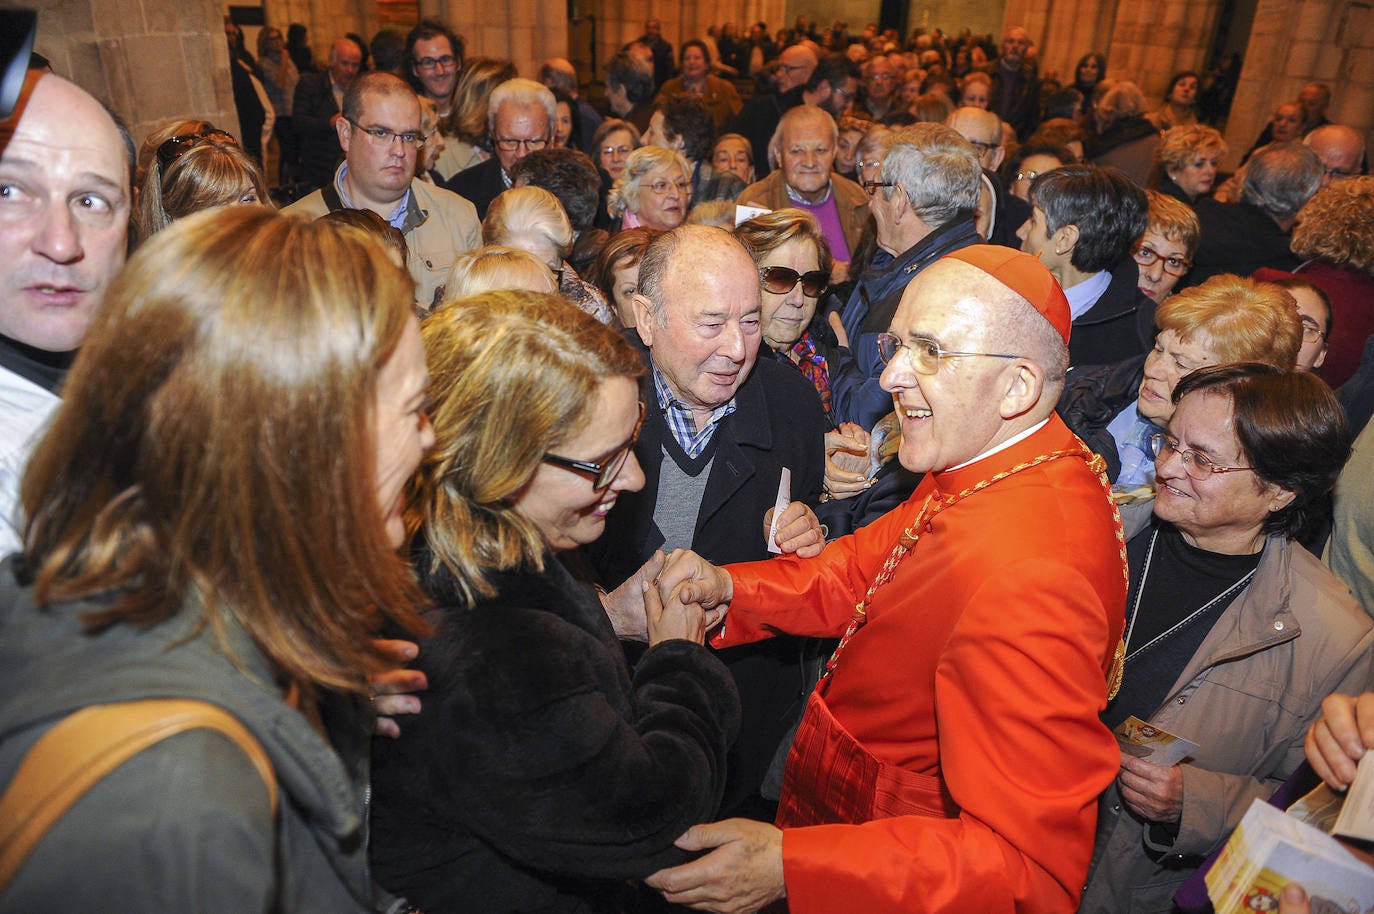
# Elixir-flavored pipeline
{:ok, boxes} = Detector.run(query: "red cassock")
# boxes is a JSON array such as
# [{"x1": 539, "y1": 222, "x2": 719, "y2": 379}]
[{"x1": 713, "y1": 416, "x2": 1128, "y2": 914}]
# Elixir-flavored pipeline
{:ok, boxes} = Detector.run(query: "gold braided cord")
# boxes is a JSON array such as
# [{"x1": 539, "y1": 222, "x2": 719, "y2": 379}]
[{"x1": 823, "y1": 443, "x2": 1129, "y2": 696}]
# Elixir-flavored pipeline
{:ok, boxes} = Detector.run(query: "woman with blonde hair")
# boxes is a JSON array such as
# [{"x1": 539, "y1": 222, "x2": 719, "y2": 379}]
[
  {"x1": 608, "y1": 145, "x2": 692, "y2": 232},
  {"x1": 440, "y1": 245, "x2": 558, "y2": 305},
  {"x1": 134, "y1": 125, "x2": 271, "y2": 244},
  {"x1": 483, "y1": 186, "x2": 614, "y2": 323},
  {"x1": 1288, "y1": 176, "x2": 1374, "y2": 387},
  {"x1": 1059, "y1": 274, "x2": 1304, "y2": 491},
  {"x1": 0, "y1": 206, "x2": 433, "y2": 910},
  {"x1": 1153, "y1": 124, "x2": 1227, "y2": 206},
  {"x1": 370, "y1": 290, "x2": 739, "y2": 914},
  {"x1": 445, "y1": 56, "x2": 518, "y2": 173}
]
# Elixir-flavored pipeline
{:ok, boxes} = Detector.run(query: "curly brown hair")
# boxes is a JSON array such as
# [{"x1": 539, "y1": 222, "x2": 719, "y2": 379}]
[{"x1": 1291, "y1": 176, "x2": 1374, "y2": 274}]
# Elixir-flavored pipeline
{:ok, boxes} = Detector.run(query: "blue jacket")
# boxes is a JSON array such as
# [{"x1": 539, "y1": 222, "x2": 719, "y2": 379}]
[{"x1": 832, "y1": 215, "x2": 982, "y2": 429}]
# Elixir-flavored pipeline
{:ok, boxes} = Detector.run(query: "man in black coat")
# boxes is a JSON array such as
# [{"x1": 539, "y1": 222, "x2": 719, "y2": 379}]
[
  {"x1": 1188, "y1": 142, "x2": 1324, "y2": 286},
  {"x1": 984, "y1": 26, "x2": 1041, "y2": 141},
  {"x1": 292, "y1": 37, "x2": 362, "y2": 191},
  {"x1": 443, "y1": 78, "x2": 555, "y2": 220},
  {"x1": 588, "y1": 225, "x2": 828, "y2": 824}
]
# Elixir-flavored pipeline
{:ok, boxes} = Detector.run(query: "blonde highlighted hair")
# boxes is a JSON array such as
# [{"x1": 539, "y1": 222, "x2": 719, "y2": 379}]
[
  {"x1": 1291, "y1": 176, "x2": 1374, "y2": 274},
  {"x1": 1156, "y1": 274, "x2": 1303, "y2": 368},
  {"x1": 416, "y1": 291, "x2": 645, "y2": 605},
  {"x1": 22, "y1": 207, "x2": 428, "y2": 694}
]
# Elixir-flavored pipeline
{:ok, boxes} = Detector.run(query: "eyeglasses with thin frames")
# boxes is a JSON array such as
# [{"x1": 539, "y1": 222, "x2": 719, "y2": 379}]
[
  {"x1": 495, "y1": 135, "x2": 549, "y2": 152},
  {"x1": 1301, "y1": 318, "x2": 1326, "y2": 342},
  {"x1": 648, "y1": 178, "x2": 691, "y2": 197},
  {"x1": 346, "y1": 118, "x2": 425, "y2": 148},
  {"x1": 541, "y1": 402, "x2": 646, "y2": 491},
  {"x1": 876, "y1": 332, "x2": 1022, "y2": 375},
  {"x1": 862, "y1": 179, "x2": 897, "y2": 196},
  {"x1": 1147, "y1": 432, "x2": 1257, "y2": 481}
]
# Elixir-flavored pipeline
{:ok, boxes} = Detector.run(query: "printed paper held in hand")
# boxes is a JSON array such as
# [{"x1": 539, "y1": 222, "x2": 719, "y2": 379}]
[
  {"x1": 1205, "y1": 799, "x2": 1374, "y2": 914},
  {"x1": 1113, "y1": 715, "x2": 1199, "y2": 767},
  {"x1": 1333, "y1": 752, "x2": 1374, "y2": 843},
  {"x1": 767, "y1": 468, "x2": 791, "y2": 555}
]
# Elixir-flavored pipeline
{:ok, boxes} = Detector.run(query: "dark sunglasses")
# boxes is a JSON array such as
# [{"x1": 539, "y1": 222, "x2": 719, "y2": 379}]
[
  {"x1": 156, "y1": 128, "x2": 237, "y2": 169},
  {"x1": 540, "y1": 402, "x2": 646, "y2": 491},
  {"x1": 759, "y1": 266, "x2": 827, "y2": 298}
]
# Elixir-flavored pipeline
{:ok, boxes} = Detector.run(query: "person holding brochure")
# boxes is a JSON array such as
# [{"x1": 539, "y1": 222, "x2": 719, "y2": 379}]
[{"x1": 1078, "y1": 364, "x2": 1374, "y2": 912}]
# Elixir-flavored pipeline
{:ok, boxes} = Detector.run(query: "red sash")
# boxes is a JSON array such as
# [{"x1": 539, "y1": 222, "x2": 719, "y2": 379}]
[{"x1": 776, "y1": 689, "x2": 957, "y2": 828}]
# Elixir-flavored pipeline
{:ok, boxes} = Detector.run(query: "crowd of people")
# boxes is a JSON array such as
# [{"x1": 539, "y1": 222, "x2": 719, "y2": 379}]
[{"x1": 1, "y1": 11, "x2": 1373, "y2": 914}]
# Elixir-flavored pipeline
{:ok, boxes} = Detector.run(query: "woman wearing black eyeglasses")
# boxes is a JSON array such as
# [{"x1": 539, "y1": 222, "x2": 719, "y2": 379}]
[
  {"x1": 1079, "y1": 363, "x2": 1373, "y2": 913},
  {"x1": 369, "y1": 290, "x2": 740, "y2": 914}
]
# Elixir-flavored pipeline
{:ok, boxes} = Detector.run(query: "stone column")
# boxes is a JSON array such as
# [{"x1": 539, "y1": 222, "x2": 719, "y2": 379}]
[{"x1": 31, "y1": 0, "x2": 235, "y2": 146}]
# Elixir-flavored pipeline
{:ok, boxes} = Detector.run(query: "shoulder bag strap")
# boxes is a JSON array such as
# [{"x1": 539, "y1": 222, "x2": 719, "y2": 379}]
[{"x1": 0, "y1": 698, "x2": 277, "y2": 893}]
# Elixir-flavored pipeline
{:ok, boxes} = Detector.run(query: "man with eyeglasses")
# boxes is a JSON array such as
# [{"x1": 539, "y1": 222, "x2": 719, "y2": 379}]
[
  {"x1": 292, "y1": 37, "x2": 364, "y2": 191},
  {"x1": 446, "y1": 78, "x2": 556, "y2": 220},
  {"x1": 0, "y1": 70, "x2": 133, "y2": 556},
  {"x1": 404, "y1": 20, "x2": 466, "y2": 182},
  {"x1": 643, "y1": 245, "x2": 1127, "y2": 914},
  {"x1": 737, "y1": 106, "x2": 867, "y2": 279},
  {"x1": 830, "y1": 124, "x2": 984, "y2": 429},
  {"x1": 587, "y1": 225, "x2": 828, "y2": 827},
  {"x1": 945, "y1": 106, "x2": 1031, "y2": 249},
  {"x1": 724, "y1": 45, "x2": 818, "y2": 179},
  {"x1": 1303, "y1": 124, "x2": 1366, "y2": 186},
  {"x1": 858, "y1": 55, "x2": 898, "y2": 120},
  {"x1": 285, "y1": 72, "x2": 479, "y2": 308}
]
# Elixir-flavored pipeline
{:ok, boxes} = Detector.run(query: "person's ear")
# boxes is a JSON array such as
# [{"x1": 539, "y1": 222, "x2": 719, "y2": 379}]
[
  {"x1": 998, "y1": 359, "x2": 1046, "y2": 420},
  {"x1": 632, "y1": 294, "x2": 656, "y2": 346},
  {"x1": 336, "y1": 115, "x2": 352, "y2": 154},
  {"x1": 1266, "y1": 484, "x2": 1297, "y2": 515},
  {"x1": 1052, "y1": 223, "x2": 1080, "y2": 256}
]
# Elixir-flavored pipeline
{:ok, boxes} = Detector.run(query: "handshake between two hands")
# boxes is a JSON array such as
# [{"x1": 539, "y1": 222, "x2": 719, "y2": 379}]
[{"x1": 602, "y1": 548, "x2": 734, "y2": 647}]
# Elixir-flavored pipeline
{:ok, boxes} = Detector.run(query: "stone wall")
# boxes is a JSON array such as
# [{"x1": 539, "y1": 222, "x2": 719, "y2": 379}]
[{"x1": 30, "y1": 0, "x2": 236, "y2": 146}]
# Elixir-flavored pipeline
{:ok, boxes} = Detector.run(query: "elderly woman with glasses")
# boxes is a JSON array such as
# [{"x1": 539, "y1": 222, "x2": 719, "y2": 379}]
[
  {"x1": 369, "y1": 290, "x2": 739, "y2": 914},
  {"x1": 1078, "y1": 363, "x2": 1373, "y2": 914},
  {"x1": 1059, "y1": 274, "x2": 1305, "y2": 494},
  {"x1": 608, "y1": 145, "x2": 692, "y2": 232}
]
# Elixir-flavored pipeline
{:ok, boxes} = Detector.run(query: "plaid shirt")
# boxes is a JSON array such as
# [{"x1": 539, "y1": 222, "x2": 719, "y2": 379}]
[{"x1": 652, "y1": 366, "x2": 737, "y2": 458}]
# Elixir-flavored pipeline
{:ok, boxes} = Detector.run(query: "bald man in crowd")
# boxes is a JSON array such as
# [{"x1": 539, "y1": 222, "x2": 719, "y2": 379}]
[
  {"x1": 645, "y1": 246, "x2": 1127, "y2": 914},
  {"x1": 1, "y1": 71, "x2": 132, "y2": 555},
  {"x1": 737, "y1": 106, "x2": 867, "y2": 277},
  {"x1": 1304, "y1": 123, "x2": 1366, "y2": 184},
  {"x1": 946, "y1": 105, "x2": 1031, "y2": 248},
  {"x1": 985, "y1": 26, "x2": 1040, "y2": 140},
  {"x1": 726, "y1": 44, "x2": 819, "y2": 179},
  {"x1": 292, "y1": 36, "x2": 364, "y2": 190}
]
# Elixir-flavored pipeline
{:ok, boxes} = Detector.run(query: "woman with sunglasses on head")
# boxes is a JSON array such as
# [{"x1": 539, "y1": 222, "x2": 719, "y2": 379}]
[
  {"x1": 369, "y1": 290, "x2": 740, "y2": 914},
  {"x1": 1079, "y1": 363, "x2": 1373, "y2": 913},
  {"x1": 133, "y1": 122, "x2": 271, "y2": 245}
]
